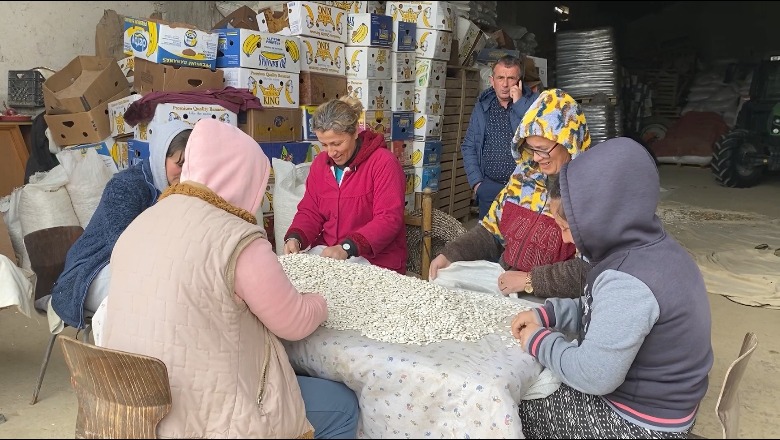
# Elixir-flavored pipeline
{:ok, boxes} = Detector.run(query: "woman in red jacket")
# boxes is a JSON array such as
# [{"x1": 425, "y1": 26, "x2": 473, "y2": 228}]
[{"x1": 283, "y1": 97, "x2": 408, "y2": 274}]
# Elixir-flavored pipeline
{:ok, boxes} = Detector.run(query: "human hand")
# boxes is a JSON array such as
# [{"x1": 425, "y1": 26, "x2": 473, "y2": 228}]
[
  {"x1": 321, "y1": 245, "x2": 348, "y2": 260},
  {"x1": 509, "y1": 83, "x2": 522, "y2": 103},
  {"x1": 516, "y1": 321, "x2": 542, "y2": 351},
  {"x1": 284, "y1": 238, "x2": 301, "y2": 254},
  {"x1": 511, "y1": 310, "x2": 542, "y2": 345},
  {"x1": 473, "y1": 182, "x2": 482, "y2": 196},
  {"x1": 428, "y1": 254, "x2": 452, "y2": 280},
  {"x1": 498, "y1": 271, "x2": 528, "y2": 295}
]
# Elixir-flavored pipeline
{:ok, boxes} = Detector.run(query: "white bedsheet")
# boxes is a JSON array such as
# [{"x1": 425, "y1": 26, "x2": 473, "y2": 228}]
[{"x1": 283, "y1": 310, "x2": 543, "y2": 439}]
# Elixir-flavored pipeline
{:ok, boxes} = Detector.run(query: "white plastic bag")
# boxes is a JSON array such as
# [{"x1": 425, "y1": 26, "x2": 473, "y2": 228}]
[
  {"x1": 57, "y1": 147, "x2": 115, "y2": 228},
  {"x1": 432, "y1": 260, "x2": 506, "y2": 297},
  {"x1": 272, "y1": 158, "x2": 311, "y2": 255}
]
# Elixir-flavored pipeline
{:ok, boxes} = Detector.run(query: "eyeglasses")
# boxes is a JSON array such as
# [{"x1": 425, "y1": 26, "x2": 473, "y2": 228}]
[{"x1": 523, "y1": 142, "x2": 560, "y2": 159}]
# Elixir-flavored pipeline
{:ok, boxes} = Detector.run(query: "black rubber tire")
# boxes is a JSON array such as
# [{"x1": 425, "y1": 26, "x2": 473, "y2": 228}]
[{"x1": 711, "y1": 129, "x2": 765, "y2": 188}]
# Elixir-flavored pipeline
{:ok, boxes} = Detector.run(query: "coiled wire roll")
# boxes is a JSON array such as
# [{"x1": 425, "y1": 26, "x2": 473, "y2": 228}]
[{"x1": 556, "y1": 27, "x2": 620, "y2": 99}]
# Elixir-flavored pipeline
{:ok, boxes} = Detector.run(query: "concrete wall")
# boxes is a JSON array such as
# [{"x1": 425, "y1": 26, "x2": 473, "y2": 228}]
[{"x1": 0, "y1": 1, "x2": 161, "y2": 107}]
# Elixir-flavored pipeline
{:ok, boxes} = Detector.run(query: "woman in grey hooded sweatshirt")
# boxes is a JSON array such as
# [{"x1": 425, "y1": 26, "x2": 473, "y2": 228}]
[
  {"x1": 50, "y1": 120, "x2": 192, "y2": 332},
  {"x1": 512, "y1": 137, "x2": 713, "y2": 438}
]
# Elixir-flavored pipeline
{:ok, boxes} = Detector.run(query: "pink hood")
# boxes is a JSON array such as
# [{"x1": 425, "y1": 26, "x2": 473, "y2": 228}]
[{"x1": 180, "y1": 119, "x2": 269, "y2": 215}]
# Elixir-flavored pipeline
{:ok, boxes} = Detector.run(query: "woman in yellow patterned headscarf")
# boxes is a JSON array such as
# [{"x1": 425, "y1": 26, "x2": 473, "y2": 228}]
[{"x1": 431, "y1": 89, "x2": 592, "y2": 298}]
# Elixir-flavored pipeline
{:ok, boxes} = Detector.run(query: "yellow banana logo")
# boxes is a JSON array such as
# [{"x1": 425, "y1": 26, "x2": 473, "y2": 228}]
[
  {"x1": 285, "y1": 39, "x2": 300, "y2": 62},
  {"x1": 284, "y1": 80, "x2": 295, "y2": 104},
  {"x1": 351, "y1": 23, "x2": 368, "y2": 43},
  {"x1": 413, "y1": 175, "x2": 421, "y2": 190},
  {"x1": 431, "y1": 99, "x2": 441, "y2": 115},
  {"x1": 412, "y1": 149, "x2": 423, "y2": 165},
  {"x1": 243, "y1": 34, "x2": 262, "y2": 56},
  {"x1": 350, "y1": 49, "x2": 362, "y2": 72},
  {"x1": 414, "y1": 115, "x2": 426, "y2": 129},
  {"x1": 304, "y1": 39, "x2": 314, "y2": 64},
  {"x1": 315, "y1": 40, "x2": 333, "y2": 63},
  {"x1": 335, "y1": 11, "x2": 344, "y2": 34},
  {"x1": 260, "y1": 51, "x2": 285, "y2": 61},
  {"x1": 114, "y1": 114, "x2": 125, "y2": 134},
  {"x1": 403, "y1": 96, "x2": 413, "y2": 110},
  {"x1": 419, "y1": 31, "x2": 431, "y2": 53},
  {"x1": 259, "y1": 82, "x2": 282, "y2": 106},
  {"x1": 146, "y1": 23, "x2": 158, "y2": 57},
  {"x1": 400, "y1": 8, "x2": 421, "y2": 23},
  {"x1": 316, "y1": 6, "x2": 335, "y2": 30},
  {"x1": 303, "y1": 4, "x2": 315, "y2": 29},
  {"x1": 376, "y1": 49, "x2": 387, "y2": 65},
  {"x1": 333, "y1": 45, "x2": 342, "y2": 69},
  {"x1": 248, "y1": 76, "x2": 258, "y2": 96},
  {"x1": 405, "y1": 171, "x2": 415, "y2": 194},
  {"x1": 422, "y1": 7, "x2": 432, "y2": 28}
]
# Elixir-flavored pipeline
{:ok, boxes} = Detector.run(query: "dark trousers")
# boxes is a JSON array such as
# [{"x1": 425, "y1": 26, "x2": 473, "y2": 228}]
[{"x1": 475, "y1": 177, "x2": 507, "y2": 220}]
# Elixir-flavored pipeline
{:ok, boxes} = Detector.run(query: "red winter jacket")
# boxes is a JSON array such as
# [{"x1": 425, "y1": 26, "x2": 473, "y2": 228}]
[{"x1": 286, "y1": 130, "x2": 407, "y2": 273}]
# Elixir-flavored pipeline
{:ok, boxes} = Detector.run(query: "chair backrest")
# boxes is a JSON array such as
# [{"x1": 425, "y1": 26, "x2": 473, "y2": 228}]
[
  {"x1": 715, "y1": 332, "x2": 758, "y2": 439},
  {"x1": 23, "y1": 225, "x2": 84, "y2": 304},
  {"x1": 59, "y1": 335, "x2": 172, "y2": 439}
]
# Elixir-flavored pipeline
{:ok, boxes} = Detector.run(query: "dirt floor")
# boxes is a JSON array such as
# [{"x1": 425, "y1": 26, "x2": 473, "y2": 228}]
[{"x1": 1, "y1": 165, "x2": 778, "y2": 439}]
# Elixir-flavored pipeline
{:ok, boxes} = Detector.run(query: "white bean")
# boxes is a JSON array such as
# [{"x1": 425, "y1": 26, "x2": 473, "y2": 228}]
[{"x1": 278, "y1": 254, "x2": 531, "y2": 345}]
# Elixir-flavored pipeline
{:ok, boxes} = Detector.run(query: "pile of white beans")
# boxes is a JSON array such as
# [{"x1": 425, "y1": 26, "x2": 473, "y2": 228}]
[{"x1": 278, "y1": 253, "x2": 531, "y2": 345}]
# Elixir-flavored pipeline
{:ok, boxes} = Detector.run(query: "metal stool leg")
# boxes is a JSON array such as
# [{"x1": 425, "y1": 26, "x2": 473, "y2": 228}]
[{"x1": 30, "y1": 332, "x2": 58, "y2": 405}]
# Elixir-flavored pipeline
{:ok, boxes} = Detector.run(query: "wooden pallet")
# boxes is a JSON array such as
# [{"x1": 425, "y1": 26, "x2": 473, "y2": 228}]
[{"x1": 437, "y1": 66, "x2": 479, "y2": 221}]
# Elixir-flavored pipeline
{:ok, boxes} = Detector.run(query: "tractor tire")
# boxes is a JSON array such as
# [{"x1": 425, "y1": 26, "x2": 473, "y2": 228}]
[{"x1": 711, "y1": 129, "x2": 765, "y2": 188}]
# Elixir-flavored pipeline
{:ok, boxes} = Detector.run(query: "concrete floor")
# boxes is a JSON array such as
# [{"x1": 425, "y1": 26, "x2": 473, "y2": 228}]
[{"x1": 0, "y1": 165, "x2": 778, "y2": 439}]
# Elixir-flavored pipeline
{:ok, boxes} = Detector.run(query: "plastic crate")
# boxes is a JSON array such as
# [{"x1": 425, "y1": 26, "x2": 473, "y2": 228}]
[{"x1": 8, "y1": 70, "x2": 45, "y2": 107}]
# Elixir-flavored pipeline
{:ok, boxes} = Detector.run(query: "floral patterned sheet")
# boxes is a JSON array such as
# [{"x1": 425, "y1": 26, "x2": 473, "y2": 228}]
[{"x1": 283, "y1": 313, "x2": 543, "y2": 439}]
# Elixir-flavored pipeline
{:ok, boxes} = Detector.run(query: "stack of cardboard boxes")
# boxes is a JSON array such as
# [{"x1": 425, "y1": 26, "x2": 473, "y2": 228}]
[
  {"x1": 386, "y1": 1, "x2": 454, "y2": 211},
  {"x1": 111, "y1": 17, "x2": 230, "y2": 168},
  {"x1": 42, "y1": 56, "x2": 132, "y2": 171}
]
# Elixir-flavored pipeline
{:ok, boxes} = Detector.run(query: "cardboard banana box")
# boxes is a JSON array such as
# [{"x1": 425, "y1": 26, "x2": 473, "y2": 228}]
[{"x1": 217, "y1": 29, "x2": 302, "y2": 74}]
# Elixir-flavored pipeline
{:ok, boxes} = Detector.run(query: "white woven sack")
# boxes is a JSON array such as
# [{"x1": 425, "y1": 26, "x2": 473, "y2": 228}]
[
  {"x1": 18, "y1": 165, "x2": 80, "y2": 239},
  {"x1": 56, "y1": 147, "x2": 115, "y2": 228},
  {"x1": 272, "y1": 158, "x2": 311, "y2": 255},
  {"x1": 1, "y1": 188, "x2": 30, "y2": 270}
]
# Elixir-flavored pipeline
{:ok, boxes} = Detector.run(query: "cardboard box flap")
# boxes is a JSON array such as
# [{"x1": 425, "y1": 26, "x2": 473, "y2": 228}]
[
  {"x1": 212, "y1": 5, "x2": 260, "y2": 31},
  {"x1": 257, "y1": 5, "x2": 289, "y2": 34},
  {"x1": 134, "y1": 58, "x2": 224, "y2": 95},
  {"x1": 43, "y1": 56, "x2": 130, "y2": 115},
  {"x1": 45, "y1": 88, "x2": 131, "y2": 147}
]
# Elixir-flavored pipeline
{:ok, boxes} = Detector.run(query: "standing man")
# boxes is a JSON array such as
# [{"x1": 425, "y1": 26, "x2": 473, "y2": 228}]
[{"x1": 462, "y1": 55, "x2": 540, "y2": 219}]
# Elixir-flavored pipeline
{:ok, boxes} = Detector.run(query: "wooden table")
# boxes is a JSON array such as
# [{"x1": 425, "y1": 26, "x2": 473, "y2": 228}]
[{"x1": 0, "y1": 121, "x2": 32, "y2": 197}]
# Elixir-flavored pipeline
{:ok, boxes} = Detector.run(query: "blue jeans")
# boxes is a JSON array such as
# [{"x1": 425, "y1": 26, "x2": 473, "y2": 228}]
[
  {"x1": 476, "y1": 177, "x2": 507, "y2": 220},
  {"x1": 297, "y1": 375, "x2": 359, "y2": 439}
]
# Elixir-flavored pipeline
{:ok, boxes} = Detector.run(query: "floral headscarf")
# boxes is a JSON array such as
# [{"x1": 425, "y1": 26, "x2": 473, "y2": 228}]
[{"x1": 481, "y1": 89, "x2": 592, "y2": 244}]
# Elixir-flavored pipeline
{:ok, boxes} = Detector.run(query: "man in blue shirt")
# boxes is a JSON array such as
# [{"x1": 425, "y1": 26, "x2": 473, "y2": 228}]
[{"x1": 461, "y1": 55, "x2": 540, "y2": 219}]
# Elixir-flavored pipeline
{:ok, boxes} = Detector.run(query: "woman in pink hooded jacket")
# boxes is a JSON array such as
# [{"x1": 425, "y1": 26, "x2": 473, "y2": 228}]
[
  {"x1": 283, "y1": 97, "x2": 408, "y2": 274},
  {"x1": 102, "y1": 119, "x2": 358, "y2": 439}
]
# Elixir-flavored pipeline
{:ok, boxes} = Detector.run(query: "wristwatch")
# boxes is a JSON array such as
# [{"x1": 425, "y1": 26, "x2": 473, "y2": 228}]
[
  {"x1": 341, "y1": 242, "x2": 352, "y2": 254},
  {"x1": 523, "y1": 272, "x2": 534, "y2": 294}
]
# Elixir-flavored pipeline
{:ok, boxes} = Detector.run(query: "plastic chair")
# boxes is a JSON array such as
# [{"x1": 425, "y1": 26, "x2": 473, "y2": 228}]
[
  {"x1": 715, "y1": 332, "x2": 758, "y2": 438},
  {"x1": 23, "y1": 225, "x2": 87, "y2": 405},
  {"x1": 59, "y1": 335, "x2": 172, "y2": 439},
  {"x1": 690, "y1": 332, "x2": 759, "y2": 439}
]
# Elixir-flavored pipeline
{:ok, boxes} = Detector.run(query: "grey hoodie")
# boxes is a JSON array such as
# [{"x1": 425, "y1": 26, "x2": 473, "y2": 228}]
[{"x1": 525, "y1": 137, "x2": 713, "y2": 432}]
